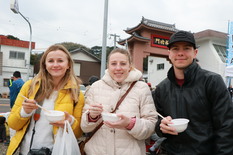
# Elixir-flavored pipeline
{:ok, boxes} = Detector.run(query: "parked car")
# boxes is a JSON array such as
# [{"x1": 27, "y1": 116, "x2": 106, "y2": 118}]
[{"x1": 80, "y1": 85, "x2": 86, "y2": 94}]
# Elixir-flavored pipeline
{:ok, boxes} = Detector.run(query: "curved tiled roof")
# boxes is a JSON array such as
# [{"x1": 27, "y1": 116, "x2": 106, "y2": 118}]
[
  {"x1": 118, "y1": 32, "x2": 150, "y2": 45},
  {"x1": 132, "y1": 32, "x2": 150, "y2": 40},
  {"x1": 125, "y1": 17, "x2": 178, "y2": 34},
  {"x1": 142, "y1": 17, "x2": 178, "y2": 32}
]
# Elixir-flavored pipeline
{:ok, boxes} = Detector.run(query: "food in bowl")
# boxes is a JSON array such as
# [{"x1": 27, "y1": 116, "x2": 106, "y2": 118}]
[
  {"x1": 44, "y1": 110, "x2": 65, "y2": 123},
  {"x1": 102, "y1": 112, "x2": 120, "y2": 122},
  {"x1": 168, "y1": 118, "x2": 189, "y2": 133}
]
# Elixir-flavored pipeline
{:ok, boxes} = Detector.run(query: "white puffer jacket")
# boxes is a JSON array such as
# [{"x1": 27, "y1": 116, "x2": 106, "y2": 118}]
[{"x1": 81, "y1": 68, "x2": 157, "y2": 155}]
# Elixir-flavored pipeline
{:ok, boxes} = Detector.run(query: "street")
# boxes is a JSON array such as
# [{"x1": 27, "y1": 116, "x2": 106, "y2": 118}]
[{"x1": 0, "y1": 98, "x2": 10, "y2": 113}]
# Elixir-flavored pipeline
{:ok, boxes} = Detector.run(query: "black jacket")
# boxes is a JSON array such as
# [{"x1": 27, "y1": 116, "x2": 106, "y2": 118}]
[{"x1": 152, "y1": 61, "x2": 233, "y2": 155}]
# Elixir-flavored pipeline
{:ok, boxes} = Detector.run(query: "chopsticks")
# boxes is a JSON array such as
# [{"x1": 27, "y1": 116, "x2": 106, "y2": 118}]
[
  {"x1": 21, "y1": 95, "x2": 51, "y2": 113},
  {"x1": 156, "y1": 111, "x2": 165, "y2": 119}
]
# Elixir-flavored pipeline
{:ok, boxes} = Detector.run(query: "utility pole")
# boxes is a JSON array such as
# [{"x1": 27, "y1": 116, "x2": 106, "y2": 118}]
[
  {"x1": 100, "y1": 0, "x2": 109, "y2": 78},
  {"x1": 110, "y1": 34, "x2": 120, "y2": 49}
]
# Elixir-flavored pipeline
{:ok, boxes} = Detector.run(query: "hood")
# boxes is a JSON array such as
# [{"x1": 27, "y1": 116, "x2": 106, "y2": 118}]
[{"x1": 102, "y1": 68, "x2": 142, "y2": 87}]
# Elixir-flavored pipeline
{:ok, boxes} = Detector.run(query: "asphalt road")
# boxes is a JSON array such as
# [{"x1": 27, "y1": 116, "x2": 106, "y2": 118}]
[{"x1": 0, "y1": 98, "x2": 10, "y2": 113}]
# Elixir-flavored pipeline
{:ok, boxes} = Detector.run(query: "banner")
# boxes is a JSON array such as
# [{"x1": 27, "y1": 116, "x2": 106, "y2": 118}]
[{"x1": 226, "y1": 21, "x2": 233, "y2": 66}]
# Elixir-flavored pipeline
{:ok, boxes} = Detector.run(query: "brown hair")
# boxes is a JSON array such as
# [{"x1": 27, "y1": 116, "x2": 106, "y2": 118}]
[
  {"x1": 28, "y1": 44, "x2": 82, "y2": 102},
  {"x1": 107, "y1": 48, "x2": 132, "y2": 66}
]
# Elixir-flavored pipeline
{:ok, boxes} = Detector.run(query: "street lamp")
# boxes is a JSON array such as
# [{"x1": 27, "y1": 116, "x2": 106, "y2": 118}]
[{"x1": 10, "y1": 0, "x2": 32, "y2": 80}]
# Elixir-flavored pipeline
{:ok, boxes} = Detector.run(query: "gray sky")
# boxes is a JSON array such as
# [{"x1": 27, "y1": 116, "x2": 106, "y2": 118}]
[{"x1": 0, "y1": 0, "x2": 232, "y2": 49}]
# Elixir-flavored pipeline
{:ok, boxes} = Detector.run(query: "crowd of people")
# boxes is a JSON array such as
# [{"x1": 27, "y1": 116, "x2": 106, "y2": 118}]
[{"x1": 2, "y1": 30, "x2": 233, "y2": 155}]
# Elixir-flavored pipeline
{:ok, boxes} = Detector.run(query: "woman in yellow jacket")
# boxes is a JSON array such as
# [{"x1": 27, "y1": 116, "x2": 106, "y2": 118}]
[{"x1": 7, "y1": 44, "x2": 84, "y2": 155}]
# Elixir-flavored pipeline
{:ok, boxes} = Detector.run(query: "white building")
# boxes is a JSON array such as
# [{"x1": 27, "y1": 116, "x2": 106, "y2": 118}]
[
  {"x1": 195, "y1": 29, "x2": 227, "y2": 79},
  {"x1": 0, "y1": 35, "x2": 35, "y2": 95}
]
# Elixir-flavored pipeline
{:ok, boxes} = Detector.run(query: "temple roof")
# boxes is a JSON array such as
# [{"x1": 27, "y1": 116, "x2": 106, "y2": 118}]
[
  {"x1": 118, "y1": 17, "x2": 179, "y2": 46},
  {"x1": 118, "y1": 32, "x2": 150, "y2": 45},
  {"x1": 125, "y1": 17, "x2": 178, "y2": 34}
]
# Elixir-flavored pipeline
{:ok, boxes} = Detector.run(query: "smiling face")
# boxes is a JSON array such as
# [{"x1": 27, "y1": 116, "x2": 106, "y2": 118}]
[
  {"x1": 169, "y1": 42, "x2": 198, "y2": 70},
  {"x1": 108, "y1": 52, "x2": 131, "y2": 83},
  {"x1": 45, "y1": 50, "x2": 69, "y2": 82}
]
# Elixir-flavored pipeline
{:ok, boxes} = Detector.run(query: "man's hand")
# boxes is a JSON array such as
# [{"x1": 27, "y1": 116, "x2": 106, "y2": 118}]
[{"x1": 160, "y1": 116, "x2": 178, "y2": 135}]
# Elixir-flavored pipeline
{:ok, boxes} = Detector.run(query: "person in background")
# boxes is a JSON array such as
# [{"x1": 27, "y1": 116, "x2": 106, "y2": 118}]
[
  {"x1": 81, "y1": 48, "x2": 157, "y2": 155},
  {"x1": 7, "y1": 44, "x2": 85, "y2": 155},
  {"x1": 227, "y1": 85, "x2": 233, "y2": 99},
  {"x1": 88, "y1": 75, "x2": 99, "y2": 86},
  {"x1": 84, "y1": 76, "x2": 99, "y2": 95},
  {"x1": 152, "y1": 30, "x2": 233, "y2": 154},
  {"x1": 147, "y1": 82, "x2": 153, "y2": 91},
  {"x1": 9, "y1": 71, "x2": 24, "y2": 109},
  {"x1": 8, "y1": 71, "x2": 24, "y2": 140},
  {"x1": 8, "y1": 76, "x2": 14, "y2": 87},
  {"x1": 146, "y1": 82, "x2": 166, "y2": 154},
  {"x1": 0, "y1": 116, "x2": 7, "y2": 144}
]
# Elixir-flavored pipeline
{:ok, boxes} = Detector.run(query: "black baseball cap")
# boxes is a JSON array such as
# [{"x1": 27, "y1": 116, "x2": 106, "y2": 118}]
[{"x1": 167, "y1": 30, "x2": 196, "y2": 49}]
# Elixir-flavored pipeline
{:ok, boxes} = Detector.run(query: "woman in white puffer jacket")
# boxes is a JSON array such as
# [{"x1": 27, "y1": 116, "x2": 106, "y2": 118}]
[{"x1": 81, "y1": 48, "x2": 157, "y2": 155}]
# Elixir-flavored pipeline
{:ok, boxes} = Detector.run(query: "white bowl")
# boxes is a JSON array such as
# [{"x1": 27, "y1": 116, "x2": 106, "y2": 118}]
[
  {"x1": 102, "y1": 113, "x2": 120, "y2": 122},
  {"x1": 44, "y1": 110, "x2": 65, "y2": 123},
  {"x1": 168, "y1": 118, "x2": 189, "y2": 133}
]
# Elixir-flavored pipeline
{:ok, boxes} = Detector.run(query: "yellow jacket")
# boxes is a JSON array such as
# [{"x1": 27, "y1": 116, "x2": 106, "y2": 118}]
[{"x1": 7, "y1": 79, "x2": 85, "y2": 155}]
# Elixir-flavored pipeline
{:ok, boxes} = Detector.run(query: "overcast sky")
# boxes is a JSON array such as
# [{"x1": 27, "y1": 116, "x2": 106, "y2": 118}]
[{"x1": 0, "y1": 0, "x2": 232, "y2": 50}]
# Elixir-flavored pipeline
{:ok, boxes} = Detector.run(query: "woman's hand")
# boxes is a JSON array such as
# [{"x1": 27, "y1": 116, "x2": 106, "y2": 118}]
[
  {"x1": 89, "y1": 103, "x2": 103, "y2": 119},
  {"x1": 22, "y1": 99, "x2": 38, "y2": 114},
  {"x1": 104, "y1": 114, "x2": 131, "y2": 129},
  {"x1": 160, "y1": 116, "x2": 178, "y2": 135},
  {"x1": 50, "y1": 112, "x2": 72, "y2": 128}
]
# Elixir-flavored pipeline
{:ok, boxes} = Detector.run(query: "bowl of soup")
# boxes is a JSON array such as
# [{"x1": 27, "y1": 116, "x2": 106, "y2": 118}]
[
  {"x1": 44, "y1": 110, "x2": 65, "y2": 123},
  {"x1": 168, "y1": 118, "x2": 189, "y2": 133},
  {"x1": 102, "y1": 112, "x2": 120, "y2": 122}
]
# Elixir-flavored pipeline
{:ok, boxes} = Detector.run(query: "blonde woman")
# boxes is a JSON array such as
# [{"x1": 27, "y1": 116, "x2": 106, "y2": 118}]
[
  {"x1": 7, "y1": 44, "x2": 84, "y2": 155},
  {"x1": 81, "y1": 48, "x2": 157, "y2": 155}
]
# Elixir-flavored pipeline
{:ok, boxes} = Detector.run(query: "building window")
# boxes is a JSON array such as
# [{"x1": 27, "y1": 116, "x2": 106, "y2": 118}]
[
  {"x1": 3, "y1": 78, "x2": 10, "y2": 87},
  {"x1": 74, "y1": 63, "x2": 81, "y2": 76},
  {"x1": 9, "y1": 51, "x2": 25, "y2": 60},
  {"x1": 213, "y1": 44, "x2": 226, "y2": 63},
  {"x1": 157, "y1": 63, "x2": 164, "y2": 70}
]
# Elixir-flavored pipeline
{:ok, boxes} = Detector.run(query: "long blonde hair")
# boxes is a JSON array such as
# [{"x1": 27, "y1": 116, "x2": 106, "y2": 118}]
[{"x1": 28, "y1": 44, "x2": 82, "y2": 103}]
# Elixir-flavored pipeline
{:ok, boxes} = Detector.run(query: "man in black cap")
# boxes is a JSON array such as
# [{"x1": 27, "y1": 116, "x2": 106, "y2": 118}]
[
  {"x1": 8, "y1": 71, "x2": 24, "y2": 139},
  {"x1": 152, "y1": 30, "x2": 233, "y2": 154},
  {"x1": 9, "y1": 71, "x2": 24, "y2": 109}
]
